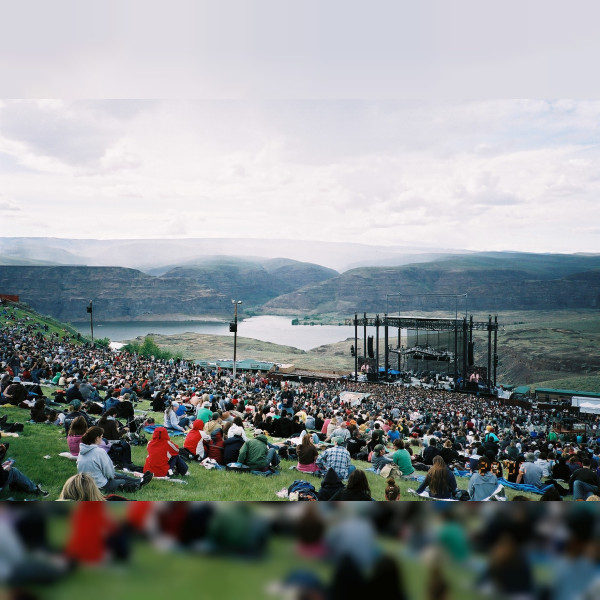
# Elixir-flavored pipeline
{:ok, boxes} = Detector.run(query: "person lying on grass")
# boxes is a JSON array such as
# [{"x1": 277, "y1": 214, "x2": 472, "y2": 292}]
[{"x1": 0, "y1": 441, "x2": 48, "y2": 497}]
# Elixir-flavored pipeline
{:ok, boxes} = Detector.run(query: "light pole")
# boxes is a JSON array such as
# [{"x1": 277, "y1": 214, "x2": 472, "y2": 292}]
[
  {"x1": 86, "y1": 300, "x2": 94, "y2": 344},
  {"x1": 230, "y1": 300, "x2": 242, "y2": 379}
]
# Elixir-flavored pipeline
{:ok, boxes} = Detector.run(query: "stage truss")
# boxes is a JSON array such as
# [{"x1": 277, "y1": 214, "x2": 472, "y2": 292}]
[{"x1": 349, "y1": 313, "x2": 499, "y2": 391}]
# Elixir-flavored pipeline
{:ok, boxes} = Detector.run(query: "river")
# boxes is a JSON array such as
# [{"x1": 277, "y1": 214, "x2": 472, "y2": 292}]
[{"x1": 72, "y1": 315, "x2": 384, "y2": 351}]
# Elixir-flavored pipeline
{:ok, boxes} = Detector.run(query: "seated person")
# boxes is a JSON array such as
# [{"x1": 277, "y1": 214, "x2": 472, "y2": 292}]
[
  {"x1": 30, "y1": 398, "x2": 47, "y2": 423},
  {"x1": 1, "y1": 448, "x2": 48, "y2": 497},
  {"x1": 296, "y1": 433, "x2": 320, "y2": 473},
  {"x1": 468, "y1": 457, "x2": 499, "y2": 500},
  {"x1": 78, "y1": 426, "x2": 153, "y2": 493},
  {"x1": 316, "y1": 437, "x2": 354, "y2": 481},
  {"x1": 67, "y1": 415, "x2": 89, "y2": 456},
  {"x1": 371, "y1": 444, "x2": 393, "y2": 473},
  {"x1": 144, "y1": 427, "x2": 189, "y2": 477},
  {"x1": 224, "y1": 431, "x2": 245, "y2": 464},
  {"x1": 329, "y1": 469, "x2": 373, "y2": 501},
  {"x1": 182, "y1": 419, "x2": 210, "y2": 461},
  {"x1": 392, "y1": 439, "x2": 415, "y2": 476},
  {"x1": 97, "y1": 407, "x2": 125, "y2": 441},
  {"x1": 59, "y1": 472, "x2": 106, "y2": 501},
  {"x1": 423, "y1": 438, "x2": 441, "y2": 465},
  {"x1": 238, "y1": 429, "x2": 280, "y2": 472},
  {"x1": 415, "y1": 455, "x2": 458, "y2": 499}
]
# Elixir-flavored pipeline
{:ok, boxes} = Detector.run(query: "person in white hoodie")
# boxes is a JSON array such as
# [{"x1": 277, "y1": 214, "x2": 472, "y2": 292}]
[
  {"x1": 77, "y1": 426, "x2": 152, "y2": 493},
  {"x1": 227, "y1": 416, "x2": 248, "y2": 442}
]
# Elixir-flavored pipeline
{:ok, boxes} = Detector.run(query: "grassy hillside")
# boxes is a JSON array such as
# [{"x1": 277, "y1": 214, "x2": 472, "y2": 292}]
[{"x1": 0, "y1": 402, "x2": 536, "y2": 503}]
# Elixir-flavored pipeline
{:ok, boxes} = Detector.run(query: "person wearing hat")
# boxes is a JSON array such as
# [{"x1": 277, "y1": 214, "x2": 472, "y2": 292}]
[
  {"x1": 316, "y1": 437, "x2": 354, "y2": 481},
  {"x1": 238, "y1": 429, "x2": 280, "y2": 472},
  {"x1": 516, "y1": 452, "x2": 544, "y2": 488},
  {"x1": 371, "y1": 444, "x2": 394, "y2": 474},
  {"x1": 1, "y1": 377, "x2": 27, "y2": 406}
]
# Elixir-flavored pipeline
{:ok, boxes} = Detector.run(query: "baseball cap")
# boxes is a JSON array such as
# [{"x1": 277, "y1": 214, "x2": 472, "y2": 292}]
[{"x1": 373, "y1": 444, "x2": 385, "y2": 453}]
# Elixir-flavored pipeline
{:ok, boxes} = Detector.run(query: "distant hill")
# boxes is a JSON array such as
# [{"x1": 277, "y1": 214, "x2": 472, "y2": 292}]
[
  {"x1": 0, "y1": 258, "x2": 337, "y2": 322},
  {"x1": 0, "y1": 237, "x2": 465, "y2": 272},
  {"x1": 159, "y1": 257, "x2": 338, "y2": 307},
  {"x1": 262, "y1": 253, "x2": 600, "y2": 314},
  {"x1": 2, "y1": 250, "x2": 600, "y2": 323}
]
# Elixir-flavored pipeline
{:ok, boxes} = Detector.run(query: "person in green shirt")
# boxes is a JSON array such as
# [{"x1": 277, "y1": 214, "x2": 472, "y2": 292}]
[{"x1": 391, "y1": 439, "x2": 415, "y2": 476}]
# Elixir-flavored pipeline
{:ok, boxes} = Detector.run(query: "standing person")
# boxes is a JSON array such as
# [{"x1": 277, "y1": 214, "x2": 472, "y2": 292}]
[
  {"x1": 77, "y1": 426, "x2": 153, "y2": 493},
  {"x1": 415, "y1": 455, "x2": 458, "y2": 499},
  {"x1": 144, "y1": 427, "x2": 189, "y2": 477}
]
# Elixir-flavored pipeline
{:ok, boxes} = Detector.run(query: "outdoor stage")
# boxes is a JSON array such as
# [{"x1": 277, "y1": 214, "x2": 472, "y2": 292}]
[{"x1": 350, "y1": 312, "x2": 500, "y2": 393}]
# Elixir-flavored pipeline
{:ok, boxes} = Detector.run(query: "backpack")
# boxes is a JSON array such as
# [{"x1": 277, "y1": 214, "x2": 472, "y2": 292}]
[
  {"x1": 108, "y1": 439, "x2": 133, "y2": 467},
  {"x1": 288, "y1": 479, "x2": 318, "y2": 501}
]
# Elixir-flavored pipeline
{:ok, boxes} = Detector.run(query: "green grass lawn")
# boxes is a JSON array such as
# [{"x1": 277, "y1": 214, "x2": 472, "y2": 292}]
[{"x1": 1, "y1": 396, "x2": 538, "y2": 501}]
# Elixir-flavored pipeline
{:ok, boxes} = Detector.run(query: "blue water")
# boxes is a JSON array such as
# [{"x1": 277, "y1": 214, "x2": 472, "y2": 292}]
[{"x1": 72, "y1": 315, "x2": 383, "y2": 351}]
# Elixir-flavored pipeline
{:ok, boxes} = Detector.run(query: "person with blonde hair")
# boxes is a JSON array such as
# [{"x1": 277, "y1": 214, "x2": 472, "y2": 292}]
[{"x1": 59, "y1": 473, "x2": 105, "y2": 501}]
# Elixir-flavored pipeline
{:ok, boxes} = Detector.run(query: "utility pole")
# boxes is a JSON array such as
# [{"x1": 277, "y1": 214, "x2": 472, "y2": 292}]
[
  {"x1": 86, "y1": 300, "x2": 94, "y2": 344},
  {"x1": 231, "y1": 300, "x2": 242, "y2": 379}
]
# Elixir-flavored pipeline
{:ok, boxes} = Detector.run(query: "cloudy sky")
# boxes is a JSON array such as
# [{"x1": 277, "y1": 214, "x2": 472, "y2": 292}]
[{"x1": 1, "y1": 2, "x2": 599, "y2": 254}]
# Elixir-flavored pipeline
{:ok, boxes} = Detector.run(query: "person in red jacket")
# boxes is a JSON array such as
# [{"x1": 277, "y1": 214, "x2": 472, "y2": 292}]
[
  {"x1": 183, "y1": 419, "x2": 210, "y2": 461},
  {"x1": 207, "y1": 428, "x2": 225, "y2": 465},
  {"x1": 65, "y1": 502, "x2": 117, "y2": 564},
  {"x1": 144, "y1": 427, "x2": 189, "y2": 477}
]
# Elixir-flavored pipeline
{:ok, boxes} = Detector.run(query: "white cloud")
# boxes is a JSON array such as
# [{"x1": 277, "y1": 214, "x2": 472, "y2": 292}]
[{"x1": 1, "y1": 99, "x2": 600, "y2": 254}]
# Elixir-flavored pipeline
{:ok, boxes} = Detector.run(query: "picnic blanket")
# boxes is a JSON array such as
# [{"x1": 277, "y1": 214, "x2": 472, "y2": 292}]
[
  {"x1": 144, "y1": 425, "x2": 184, "y2": 436},
  {"x1": 366, "y1": 467, "x2": 425, "y2": 482},
  {"x1": 453, "y1": 469, "x2": 471, "y2": 478},
  {"x1": 497, "y1": 477, "x2": 555, "y2": 495}
]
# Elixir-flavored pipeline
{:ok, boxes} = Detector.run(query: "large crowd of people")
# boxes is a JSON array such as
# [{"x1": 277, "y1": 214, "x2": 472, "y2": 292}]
[{"x1": 2, "y1": 301, "x2": 600, "y2": 501}]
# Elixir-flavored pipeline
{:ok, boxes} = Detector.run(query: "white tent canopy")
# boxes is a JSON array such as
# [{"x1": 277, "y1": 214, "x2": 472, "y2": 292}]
[
  {"x1": 339, "y1": 391, "x2": 370, "y2": 407},
  {"x1": 571, "y1": 396, "x2": 600, "y2": 414}
]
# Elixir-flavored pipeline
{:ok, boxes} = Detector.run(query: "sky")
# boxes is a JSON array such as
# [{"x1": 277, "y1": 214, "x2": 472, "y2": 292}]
[{"x1": 1, "y1": 2, "x2": 600, "y2": 255}]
